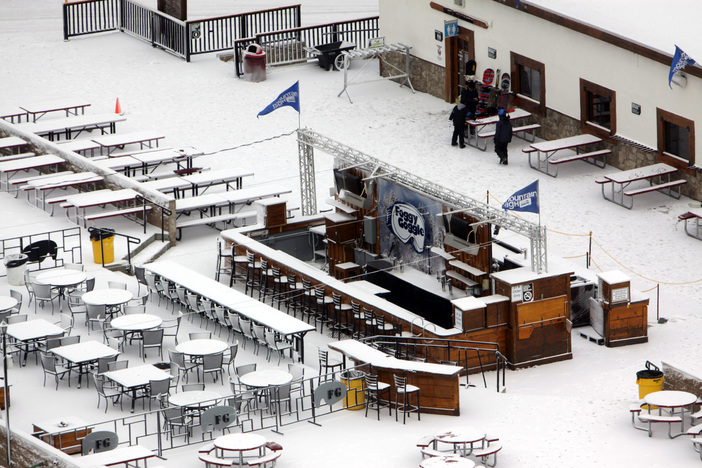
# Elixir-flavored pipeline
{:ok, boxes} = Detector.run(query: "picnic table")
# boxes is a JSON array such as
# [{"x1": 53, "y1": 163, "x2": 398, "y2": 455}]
[
  {"x1": 527, "y1": 134, "x2": 607, "y2": 177},
  {"x1": 25, "y1": 171, "x2": 103, "y2": 211},
  {"x1": 0, "y1": 136, "x2": 28, "y2": 154},
  {"x1": 467, "y1": 108, "x2": 534, "y2": 150},
  {"x1": 93, "y1": 155, "x2": 142, "y2": 176},
  {"x1": 19, "y1": 99, "x2": 91, "y2": 122},
  {"x1": 128, "y1": 146, "x2": 203, "y2": 174},
  {"x1": 180, "y1": 167, "x2": 255, "y2": 195},
  {"x1": 598, "y1": 162, "x2": 684, "y2": 209},
  {"x1": 16, "y1": 113, "x2": 126, "y2": 141},
  {"x1": 63, "y1": 188, "x2": 139, "y2": 225},
  {"x1": 58, "y1": 139, "x2": 102, "y2": 157},
  {"x1": 92, "y1": 130, "x2": 165, "y2": 155},
  {"x1": 679, "y1": 208, "x2": 702, "y2": 240},
  {"x1": 175, "y1": 185, "x2": 292, "y2": 217},
  {"x1": 0, "y1": 154, "x2": 64, "y2": 190},
  {"x1": 0, "y1": 107, "x2": 26, "y2": 123}
]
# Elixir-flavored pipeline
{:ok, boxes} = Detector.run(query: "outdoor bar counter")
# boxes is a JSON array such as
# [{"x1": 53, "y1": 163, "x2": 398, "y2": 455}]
[
  {"x1": 223, "y1": 230, "x2": 462, "y2": 339},
  {"x1": 329, "y1": 339, "x2": 463, "y2": 416}
]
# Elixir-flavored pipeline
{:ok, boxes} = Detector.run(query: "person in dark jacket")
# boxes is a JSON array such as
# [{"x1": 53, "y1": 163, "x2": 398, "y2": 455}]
[
  {"x1": 460, "y1": 80, "x2": 479, "y2": 135},
  {"x1": 449, "y1": 103, "x2": 470, "y2": 148},
  {"x1": 494, "y1": 108, "x2": 513, "y2": 165}
]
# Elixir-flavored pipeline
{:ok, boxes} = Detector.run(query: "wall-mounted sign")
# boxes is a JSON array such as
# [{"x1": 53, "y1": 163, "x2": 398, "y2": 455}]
[
  {"x1": 314, "y1": 381, "x2": 347, "y2": 407},
  {"x1": 369, "y1": 37, "x2": 386, "y2": 49},
  {"x1": 631, "y1": 103, "x2": 641, "y2": 115},
  {"x1": 444, "y1": 20, "x2": 458, "y2": 38},
  {"x1": 435, "y1": 30, "x2": 444, "y2": 42},
  {"x1": 437, "y1": 45, "x2": 443, "y2": 61},
  {"x1": 612, "y1": 287, "x2": 630, "y2": 303},
  {"x1": 387, "y1": 202, "x2": 427, "y2": 253},
  {"x1": 522, "y1": 283, "x2": 534, "y2": 302},
  {"x1": 511, "y1": 286, "x2": 522, "y2": 302},
  {"x1": 488, "y1": 47, "x2": 497, "y2": 59}
]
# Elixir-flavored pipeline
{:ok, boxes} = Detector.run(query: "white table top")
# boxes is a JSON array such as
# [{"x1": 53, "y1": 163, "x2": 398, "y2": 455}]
[
  {"x1": 94, "y1": 155, "x2": 141, "y2": 170},
  {"x1": 169, "y1": 390, "x2": 222, "y2": 408},
  {"x1": 65, "y1": 188, "x2": 138, "y2": 209},
  {"x1": 0, "y1": 154, "x2": 63, "y2": 173},
  {"x1": 530, "y1": 134, "x2": 601, "y2": 152},
  {"x1": 0, "y1": 136, "x2": 27, "y2": 149},
  {"x1": 36, "y1": 269, "x2": 87, "y2": 287},
  {"x1": 175, "y1": 339, "x2": 228, "y2": 356},
  {"x1": 644, "y1": 390, "x2": 697, "y2": 408},
  {"x1": 33, "y1": 415, "x2": 88, "y2": 433},
  {"x1": 181, "y1": 168, "x2": 254, "y2": 185},
  {"x1": 79, "y1": 444, "x2": 154, "y2": 466},
  {"x1": 145, "y1": 261, "x2": 315, "y2": 337},
  {"x1": 92, "y1": 130, "x2": 164, "y2": 148},
  {"x1": 19, "y1": 99, "x2": 91, "y2": 114},
  {"x1": 58, "y1": 140, "x2": 101, "y2": 152},
  {"x1": 420, "y1": 456, "x2": 475, "y2": 468},
  {"x1": 175, "y1": 186, "x2": 292, "y2": 212},
  {"x1": 110, "y1": 314, "x2": 162, "y2": 331},
  {"x1": 603, "y1": 163, "x2": 677, "y2": 184},
  {"x1": 345, "y1": 280, "x2": 389, "y2": 296},
  {"x1": 128, "y1": 146, "x2": 203, "y2": 163},
  {"x1": 0, "y1": 296, "x2": 18, "y2": 312},
  {"x1": 82, "y1": 289, "x2": 133, "y2": 307},
  {"x1": 104, "y1": 364, "x2": 171, "y2": 389},
  {"x1": 51, "y1": 340, "x2": 119, "y2": 364},
  {"x1": 28, "y1": 171, "x2": 102, "y2": 189},
  {"x1": 434, "y1": 426, "x2": 486, "y2": 444},
  {"x1": 140, "y1": 177, "x2": 191, "y2": 192},
  {"x1": 7, "y1": 319, "x2": 64, "y2": 341},
  {"x1": 468, "y1": 107, "x2": 531, "y2": 125},
  {"x1": 239, "y1": 369, "x2": 293, "y2": 388},
  {"x1": 214, "y1": 433, "x2": 267, "y2": 452},
  {"x1": 17, "y1": 113, "x2": 125, "y2": 134}
]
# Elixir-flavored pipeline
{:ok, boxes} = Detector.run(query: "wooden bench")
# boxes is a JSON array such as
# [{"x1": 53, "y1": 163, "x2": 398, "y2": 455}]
[
  {"x1": 623, "y1": 179, "x2": 686, "y2": 198},
  {"x1": 445, "y1": 269, "x2": 478, "y2": 291},
  {"x1": 548, "y1": 148, "x2": 610, "y2": 167},
  {"x1": 176, "y1": 211, "x2": 258, "y2": 240},
  {"x1": 0, "y1": 152, "x2": 36, "y2": 163},
  {"x1": 246, "y1": 451, "x2": 281, "y2": 467},
  {"x1": 83, "y1": 205, "x2": 152, "y2": 224},
  {"x1": 477, "y1": 123, "x2": 541, "y2": 144}
]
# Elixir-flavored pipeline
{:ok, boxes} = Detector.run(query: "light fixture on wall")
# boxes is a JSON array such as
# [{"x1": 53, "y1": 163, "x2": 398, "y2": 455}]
[{"x1": 671, "y1": 71, "x2": 688, "y2": 88}]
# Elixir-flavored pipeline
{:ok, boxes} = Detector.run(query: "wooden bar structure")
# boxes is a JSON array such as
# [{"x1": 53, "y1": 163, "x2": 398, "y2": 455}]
[
  {"x1": 589, "y1": 271, "x2": 648, "y2": 347},
  {"x1": 328, "y1": 340, "x2": 463, "y2": 416}
]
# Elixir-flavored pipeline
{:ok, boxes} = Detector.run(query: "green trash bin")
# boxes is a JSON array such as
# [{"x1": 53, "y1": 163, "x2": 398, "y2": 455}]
[{"x1": 340, "y1": 370, "x2": 365, "y2": 410}]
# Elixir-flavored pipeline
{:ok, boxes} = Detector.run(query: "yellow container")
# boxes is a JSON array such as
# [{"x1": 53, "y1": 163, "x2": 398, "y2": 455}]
[
  {"x1": 91, "y1": 235, "x2": 115, "y2": 264},
  {"x1": 636, "y1": 372, "x2": 664, "y2": 399},
  {"x1": 341, "y1": 371, "x2": 365, "y2": 410}
]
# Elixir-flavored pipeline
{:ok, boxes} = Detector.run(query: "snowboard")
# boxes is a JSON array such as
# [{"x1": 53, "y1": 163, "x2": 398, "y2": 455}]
[
  {"x1": 477, "y1": 68, "x2": 495, "y2": 117},
  {"x1": 499, "y1": 72, "x2": 511, "y2": 110}
]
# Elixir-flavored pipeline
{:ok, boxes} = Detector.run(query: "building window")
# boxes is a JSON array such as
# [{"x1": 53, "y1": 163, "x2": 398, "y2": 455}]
[
  {"x1": 657, "y1": 108, "x2": 695, "y2": 170},
  {"x1": 511, "y1": 52, "x2": 545, "y2": 115},
  {"x1": 579, "y1": 79, "x2": 615, "y2": 138}
]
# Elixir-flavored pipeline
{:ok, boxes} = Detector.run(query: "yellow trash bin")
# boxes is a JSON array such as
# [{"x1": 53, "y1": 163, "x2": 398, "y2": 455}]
[
  {"x1": 90, "y1": 229, "x2": 115, "y2": 264},
  {"x1": 636, "y1": 361, "x2": 664, "y2": 408},
  {"x1": 341, "y1": 370, "x2": 365, "y2": 410}
]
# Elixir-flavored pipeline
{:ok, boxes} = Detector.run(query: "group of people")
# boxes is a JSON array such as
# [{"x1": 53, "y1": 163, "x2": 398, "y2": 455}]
[{"x1": 449, "y1": 80, "x2": 512, "y2": 165}]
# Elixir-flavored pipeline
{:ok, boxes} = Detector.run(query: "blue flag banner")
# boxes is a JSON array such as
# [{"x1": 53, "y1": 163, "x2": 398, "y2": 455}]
[
  {"x1": 669, "y1": 45, "x2": 696, "y2": 89},
  {"x1": 502, "y1": 180, "x2": 539, "y2": 213},
  {"x1": 257, "y1": 81, "x2": 300, "y2": 118}
]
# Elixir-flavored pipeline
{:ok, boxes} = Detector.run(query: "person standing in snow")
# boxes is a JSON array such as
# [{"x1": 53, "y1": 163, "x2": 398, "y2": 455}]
[
  {"x1": 460, "y1": 80, "x2": 479, "y2": 135},
  {"x1": 494, "y1": 108, "x2": 513, "y2": 165},
  {"x1": 449, "y1": 103, "x2": 469, "y2": 148}
]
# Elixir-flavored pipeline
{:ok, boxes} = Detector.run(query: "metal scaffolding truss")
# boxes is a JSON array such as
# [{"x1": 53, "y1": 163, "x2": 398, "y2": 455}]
[
  {"x1": 296, "y1": 128, "x2": 548, "y2": 273},
  {"x1": 337, "y1": 43, "x2": 415, "y2": 103}
]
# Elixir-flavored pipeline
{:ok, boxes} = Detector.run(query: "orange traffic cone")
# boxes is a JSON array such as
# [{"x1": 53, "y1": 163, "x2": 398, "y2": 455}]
[{"x1": 115, "y1": 98, "x2": 122, "y2": 115}]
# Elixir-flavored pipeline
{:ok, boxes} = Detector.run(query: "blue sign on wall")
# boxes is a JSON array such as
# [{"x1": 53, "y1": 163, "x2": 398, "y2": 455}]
[{"x1": 444, "y1": 20, "x2": 458, "y2": 38}]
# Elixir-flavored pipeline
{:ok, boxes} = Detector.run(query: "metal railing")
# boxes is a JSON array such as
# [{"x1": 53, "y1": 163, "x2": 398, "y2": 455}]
[
  {"x1": 361, "y1": 335, "x2": 509, "y2": 392},
  {"x1": 233, "y1": 17, "x2": 379, "y2": 76},
  {"x1": 0, "y1": 227, "x2": 82, "y2": 277},
  {"x1": 63, "y1": 0, "x2": 302, "y2": 62},
  {"x1": 135, "y1": 194, "x2": 171, "y2": 239}
]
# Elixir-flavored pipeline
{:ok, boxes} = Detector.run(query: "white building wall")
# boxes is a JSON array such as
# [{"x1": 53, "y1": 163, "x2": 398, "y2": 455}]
[{"x1": 379, "y1": 0, "x2": 701, "y2": 154}]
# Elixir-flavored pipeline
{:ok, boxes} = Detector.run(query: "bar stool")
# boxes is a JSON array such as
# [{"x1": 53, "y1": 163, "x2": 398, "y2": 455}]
[
  {"x1": 332, "y1": 292, "x2": 352, "y2": 339},
  {"x1": 351, "y1": 302, "x2": 365, "y2": 339},
  {"x1": 364, "y1": 374, "x2": 391, "y2": 420},
  {"x1": 229, "y1": 248, "x2": 248, "y2": 287},
  {"x1": 317, "y1": 349, "x2": 343, "y2": 383},
  {"x1": 363, "y1": 307, "x2": 377, "y2": 337},
  {"x1": 314, "y1": 285, "x2": 334, "y2": 333},
  {"x1": 374, "y1": 314, "x2": 395, "y2": 336},
  {"x1": 257, "y1": 259, "x2": 274, "y2": 303},
  {"x1": 285, "y1": 272, "x2": 303, "y2": 318},
  {"x1": 215, "y1": 238, "x2": 231, "y2": 283},
  {"x1": 300, "y1": 278, "x2": 316, "y2": 324},
  {"x1": 270, "y1": 267, "x2": 288, "y2": 309},
  {"x1": 244, "y1": 251, "x2": 261, "y2": 297},
  {"x1": 393, "y1": 374, "x2": 420, "y2": 424}
]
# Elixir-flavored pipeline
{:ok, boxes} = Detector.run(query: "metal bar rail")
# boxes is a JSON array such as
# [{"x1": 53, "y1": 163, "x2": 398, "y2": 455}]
[
  {"x1": 0, "y1": 227, "x2": 82, "y2": 277},
  {"x1": 87, "y1": 226, "x2": 141, "y2": 269},
  {"x1": 135, "y1": 194, "x2": 171, "y2": 239}
]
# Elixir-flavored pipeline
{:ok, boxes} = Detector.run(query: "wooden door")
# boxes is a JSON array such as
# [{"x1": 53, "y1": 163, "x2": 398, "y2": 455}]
[{"x1": 445, "y1": 28, "x2": 475, "y2": 103}]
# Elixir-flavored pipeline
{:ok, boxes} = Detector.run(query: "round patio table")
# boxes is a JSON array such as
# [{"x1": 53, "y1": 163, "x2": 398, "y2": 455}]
[
  {"x1": 434, "y1": 427, "x2": 486, "y2": 457},
  {"x1": 0, "y1": 296, "x2": 18, "y2": 313},
  {"x1": 35, "y1": 268, "x2": 87, "y2": 311},
  {"x1": 110, "y1": 314, "x2": 162, "y2": 332},
  {"x1": 239, "y1": 369, "x2": 293, "y2": 388},
  {"x1": 82, "y1": 288, "x2": 133, "y2": 307},
  {"x1": 169, "y1": 390, "x2": 222, "y2": 409},
  {"x1": 420, "y1": 456, "x2": 475, "y2": 468},
  {"x1": 175, "y1": 339, "x2": 228, "y2": 357}
]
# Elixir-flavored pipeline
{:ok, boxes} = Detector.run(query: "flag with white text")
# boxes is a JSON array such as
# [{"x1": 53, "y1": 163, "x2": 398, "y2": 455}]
[
  {"x1": 669, "y1": 46, "x2": 696, "y2": 88},
  {"x1": 257, "y1": 81, "x2": 300, "y2": 118},
  {"x1": 502, "y1": 180, "x2": 539, "y2": 213}
]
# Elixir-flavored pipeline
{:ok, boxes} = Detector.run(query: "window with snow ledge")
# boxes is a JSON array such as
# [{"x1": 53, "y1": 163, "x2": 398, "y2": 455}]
[
  {"x1": 579, "y1": 79, "x2": 615, "y2": 140},
  {"x1": 510, "y1": 52, "x2": 545, "y2": 116},
  {"x1": 657, "y1": 108, "x2": 695, "y2": 172}
]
